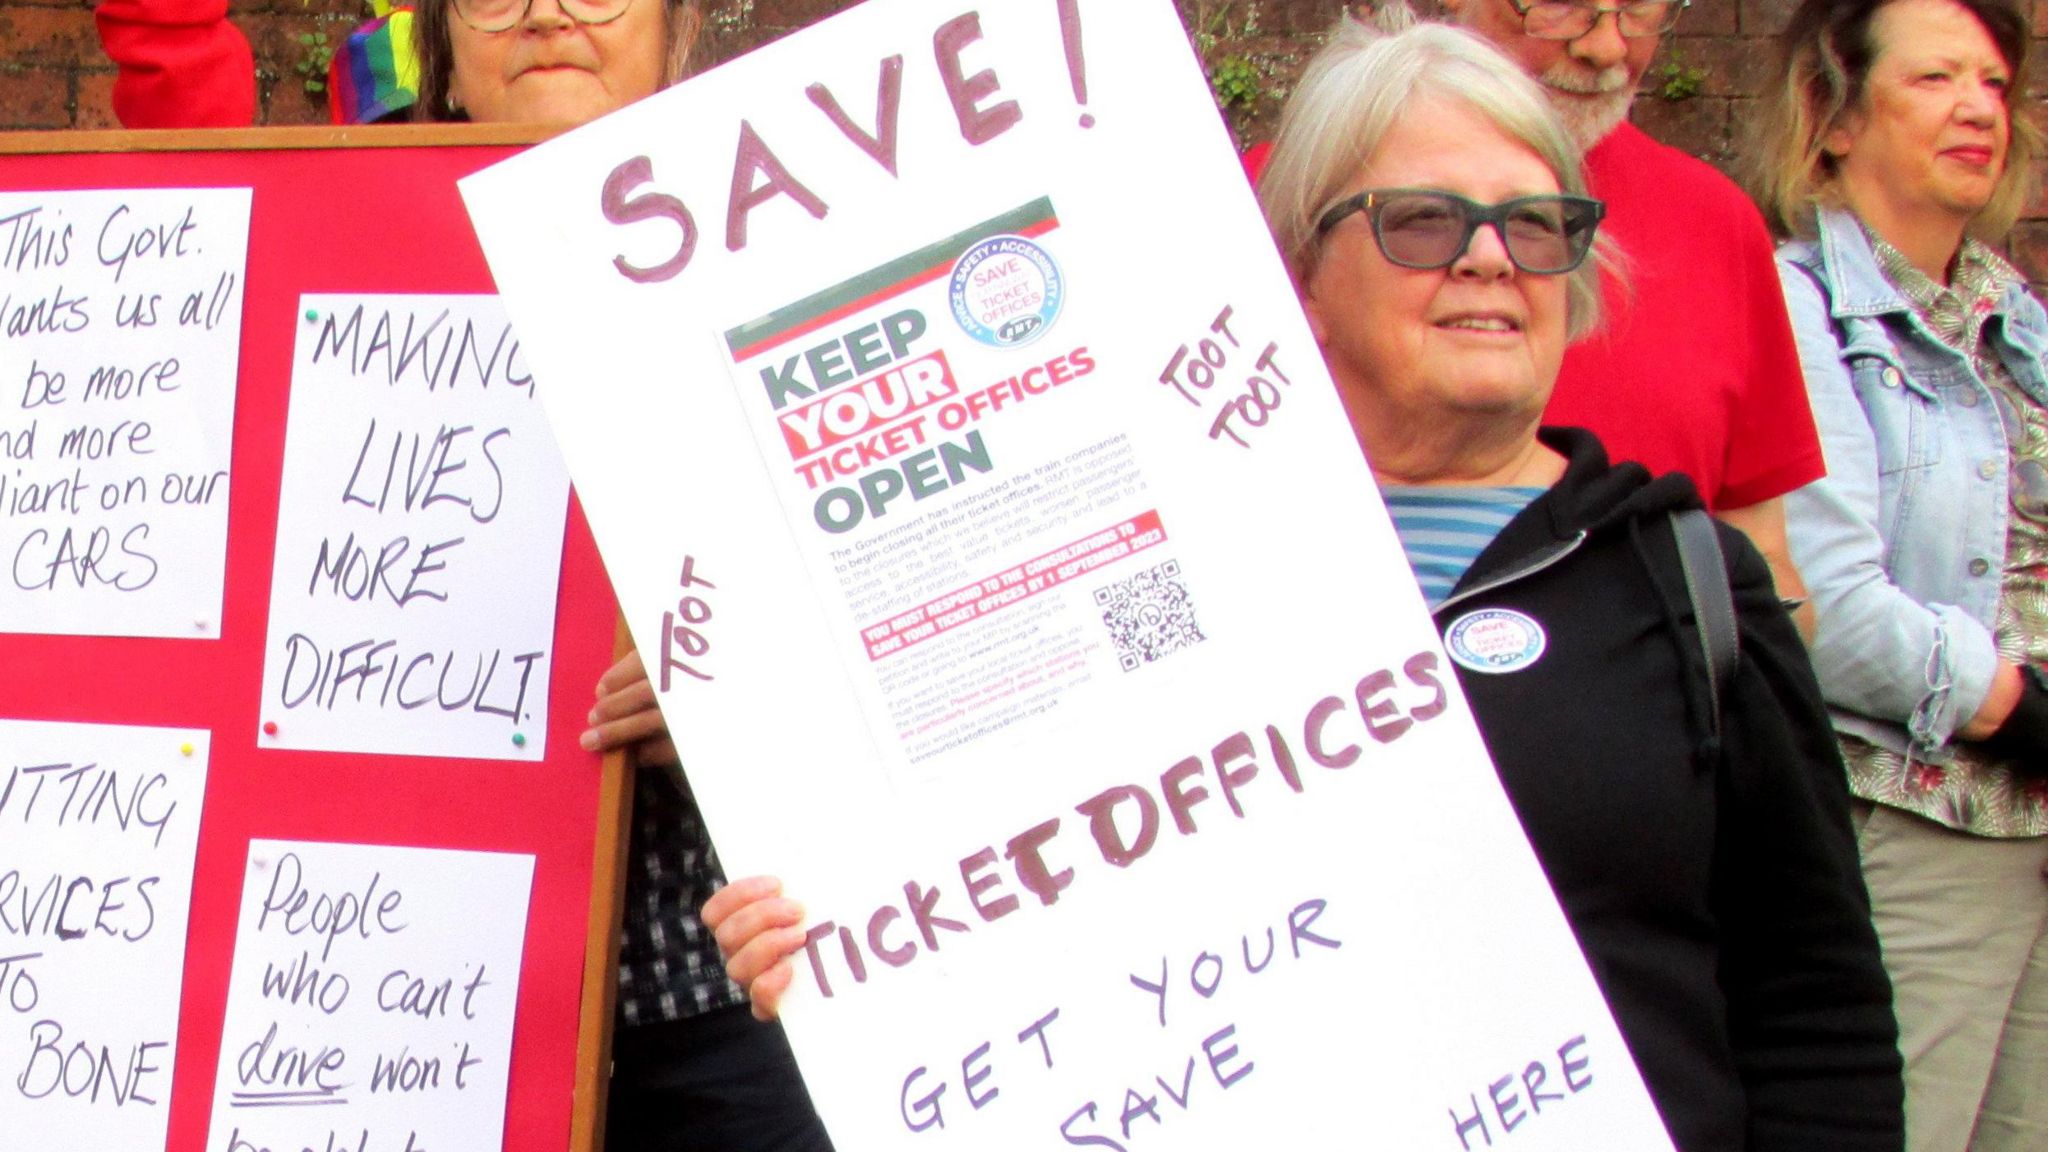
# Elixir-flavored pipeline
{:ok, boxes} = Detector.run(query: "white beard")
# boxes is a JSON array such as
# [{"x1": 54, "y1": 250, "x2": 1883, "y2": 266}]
[{"x1": 1538, "y1": 61, "x2": 1637, "y2": 149}]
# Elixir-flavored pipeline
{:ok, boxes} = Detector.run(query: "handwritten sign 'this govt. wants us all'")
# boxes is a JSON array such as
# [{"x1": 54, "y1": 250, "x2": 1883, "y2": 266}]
[{"x1": 0, "y1": 188, "x2": 250, "y2": 638}]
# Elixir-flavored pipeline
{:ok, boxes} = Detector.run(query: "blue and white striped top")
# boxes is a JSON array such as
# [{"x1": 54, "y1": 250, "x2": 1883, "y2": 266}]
[{"x1": 1384, "y1": 486, "x2": 1544, "y2": 608}]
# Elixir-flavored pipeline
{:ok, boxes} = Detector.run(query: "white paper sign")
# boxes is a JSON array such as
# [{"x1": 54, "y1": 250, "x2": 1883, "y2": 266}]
[
  {"x1": 0, "y1": 718, "x2": 210, "y2": 1151},
  {"x1": 461, "y1": 0, "x2": 1677, "y2": 1148},
  {"x1": 259, "y1": 295, "x2": 569, "y2": 761},
  {"x1": 205, "y1": 840, "x2": 533, "y2": 1152},
  {"x1": 0, "y1": 188, "x2": 250, "y2": 638}
]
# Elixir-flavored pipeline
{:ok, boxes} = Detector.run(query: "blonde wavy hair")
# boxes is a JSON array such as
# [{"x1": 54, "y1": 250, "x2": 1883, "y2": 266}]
[{"x1": 1745, "y1": 0, "x2": 2040, "y2": 241}]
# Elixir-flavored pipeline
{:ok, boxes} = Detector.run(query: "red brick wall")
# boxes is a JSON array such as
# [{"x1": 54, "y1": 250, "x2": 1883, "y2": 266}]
[{"x1": 1, "y1": 0, "x2": 2041, "y2": 276}]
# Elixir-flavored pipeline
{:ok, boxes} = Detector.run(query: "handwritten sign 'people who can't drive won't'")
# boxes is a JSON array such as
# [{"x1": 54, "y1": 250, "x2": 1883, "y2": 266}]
[
  {"x1": 204, "y1": 840, "x2": 533, "y2": 1152},
  {"x1": 463, "y1": 1, "x2": 1678, "y2": 1149}
]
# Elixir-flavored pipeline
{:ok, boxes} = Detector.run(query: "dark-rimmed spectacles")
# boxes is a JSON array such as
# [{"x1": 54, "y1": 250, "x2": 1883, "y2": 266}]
[
  {"x1": 453, "y1": 0, "x2": 633, "y2": 34},
  {"x1": 1507, "y1": 0, "x2": 1688, "y2": 40},
  {"x1": 1316, "y1": 189, "x2": 1605, "y2": 275}
]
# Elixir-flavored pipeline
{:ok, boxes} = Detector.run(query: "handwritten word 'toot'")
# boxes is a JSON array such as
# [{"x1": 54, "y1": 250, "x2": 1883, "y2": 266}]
[
  {"x1": 658, "y1": 556, "x2": 717, "y2": 690},
  {"x1": 1156, "y1": 306, "x2": 1295, "y2": 449}
]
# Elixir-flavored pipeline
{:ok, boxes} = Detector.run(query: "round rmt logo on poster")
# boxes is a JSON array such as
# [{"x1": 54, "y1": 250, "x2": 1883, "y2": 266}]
[
  {"x1": 1445, "y1": 608, "x2": 1548, "y2": 674},
  {"x1": 949, "y1": 234, "x2": 1064, "y2": 348}
]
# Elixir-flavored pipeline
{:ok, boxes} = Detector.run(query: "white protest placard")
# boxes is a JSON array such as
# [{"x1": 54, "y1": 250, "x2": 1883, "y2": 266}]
[
  {"x1": 259, "y1": 295, "x2": 569, "y2": 761},
  {"x1": 461, "y1": 0, "x2": 1678, "y2": 1148},
  {"x1": 0, "y1": 718, "x2": 209, "y2": 1151},
  {"x1": 205, "y1": 840, "x2": 533, "y2": 1152},
  {"x1": 0, "y1": 189, "x2": 250, "y2": 638}
]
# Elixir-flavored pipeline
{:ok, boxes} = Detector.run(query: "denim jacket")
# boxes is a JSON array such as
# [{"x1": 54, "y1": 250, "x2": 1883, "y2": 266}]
[{"x1": 1779, "y1": 207, "x2": 2048, "y2": 763}]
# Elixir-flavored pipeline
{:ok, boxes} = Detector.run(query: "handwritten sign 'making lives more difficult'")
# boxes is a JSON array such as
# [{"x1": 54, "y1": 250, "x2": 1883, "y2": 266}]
[
  {"x1": 259, "y1": 296, "x2": 569, "y2": 761},
  {"x1": 0, "y1": 718, "x2": 209, "y2": 1152},
  {"x1": 0, "y1": 189, "x2": 251, "y2": 638},
  {"x1": 205, "y1": 841, "x2": 532, "y2": 1152}
]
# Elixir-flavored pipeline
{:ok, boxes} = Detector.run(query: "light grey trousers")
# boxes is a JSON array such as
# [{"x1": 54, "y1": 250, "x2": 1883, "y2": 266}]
[{"x1": 1853, "y1": 801, "x2": 2048, "y2": 1152}]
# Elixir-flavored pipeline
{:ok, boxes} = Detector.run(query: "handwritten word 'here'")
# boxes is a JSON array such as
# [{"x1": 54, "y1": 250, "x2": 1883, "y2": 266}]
[{"x1": 601, "y1": 10, "x2": 1053, "y2": 284}]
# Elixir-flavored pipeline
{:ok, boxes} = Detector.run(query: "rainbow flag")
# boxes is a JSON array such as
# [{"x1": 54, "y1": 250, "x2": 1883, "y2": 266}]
[{"x1": 328, "y1": 7, "x2": 420, "y2": 124}]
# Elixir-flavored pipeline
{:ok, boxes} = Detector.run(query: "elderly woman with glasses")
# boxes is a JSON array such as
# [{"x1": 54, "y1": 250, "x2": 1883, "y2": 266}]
[
  {"x1": 411, "y1": 0, "x2": 695, "y2": 122},
  {"x1": 1748, "y1": 0, "x2": 2048, "y2": 1147},
  {"x1": 707, "y1": 11, "x2": 1902, "y2": 1151},
  {"x1": 96, "y1": 0, "x2": 695, "y2": 125}
]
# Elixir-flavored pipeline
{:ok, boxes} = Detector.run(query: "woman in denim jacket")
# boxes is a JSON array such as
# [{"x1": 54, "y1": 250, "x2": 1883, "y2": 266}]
[{"x1": 1750, "y1": 0, "x2": 2047, "y2": 1148}]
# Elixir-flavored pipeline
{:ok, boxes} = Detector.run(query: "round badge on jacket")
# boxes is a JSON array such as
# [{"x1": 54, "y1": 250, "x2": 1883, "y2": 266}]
[{"x1": 1444, "y1": 608, "x2": 1547, "y2": 674}]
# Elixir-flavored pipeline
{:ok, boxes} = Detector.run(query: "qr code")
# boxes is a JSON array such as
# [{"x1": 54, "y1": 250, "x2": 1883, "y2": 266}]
[{"x1": 1095, "y1": 559, "x2": 1206, "y2": 671}]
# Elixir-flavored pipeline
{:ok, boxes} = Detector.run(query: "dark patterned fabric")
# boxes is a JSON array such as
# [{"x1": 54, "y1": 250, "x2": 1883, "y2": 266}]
[{"x1": 615, "y1": 765, "x2": 745, "y2": 1027}]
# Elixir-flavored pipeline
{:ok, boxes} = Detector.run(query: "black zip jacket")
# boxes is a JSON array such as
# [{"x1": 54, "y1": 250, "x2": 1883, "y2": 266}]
[{"x1": 1434, "y1": 428, "x2": 1903, "y2": 1152}]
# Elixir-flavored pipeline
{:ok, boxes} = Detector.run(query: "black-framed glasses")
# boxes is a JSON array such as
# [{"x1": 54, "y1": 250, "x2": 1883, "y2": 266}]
[
  {"x1": 453, "y1": 0, "x2": 632, "y2": 33},
  {"x1": 1506, "y1": 0, "x2": 1688, "y2": 40},
  {"x1": 1317, "y1": 189, "x2": 1605, "y2": 275}
]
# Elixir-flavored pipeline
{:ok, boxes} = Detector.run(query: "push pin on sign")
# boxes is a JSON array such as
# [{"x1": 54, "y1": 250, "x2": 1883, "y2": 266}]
[
  {"x1": 304, "y1": 309, "x2": 319, "y2": 324},
  {"x1": 180, "y1": 743, "x2": 194, "y2": 757},
  {"x1": 262, "y1": 720, "x2": 279, "y2": 737},
  {"x1": 512, "y1": 733, "x2": 527, "y2": 749}
]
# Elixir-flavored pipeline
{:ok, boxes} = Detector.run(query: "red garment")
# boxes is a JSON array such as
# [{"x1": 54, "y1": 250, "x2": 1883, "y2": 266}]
[
  {"x1": 1547, "y1": 123, "x2": 1823, "y2": 512},
  {"x1": 1241, "y1": 139, "x2": 1272, "y2": 184},
  {"x1": 95, "y1": 0, "x2": 255, "y2": 128}
]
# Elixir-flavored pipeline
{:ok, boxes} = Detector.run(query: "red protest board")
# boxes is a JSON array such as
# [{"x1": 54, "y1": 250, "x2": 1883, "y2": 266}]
[{"x1": 0, "y1": 125, "x2": 625, "y2": 1152}]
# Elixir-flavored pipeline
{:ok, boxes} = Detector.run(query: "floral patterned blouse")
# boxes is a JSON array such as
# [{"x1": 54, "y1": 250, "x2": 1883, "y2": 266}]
[{"x1": 1838, "y1": 231, "x2": 2048, "y2": 837}]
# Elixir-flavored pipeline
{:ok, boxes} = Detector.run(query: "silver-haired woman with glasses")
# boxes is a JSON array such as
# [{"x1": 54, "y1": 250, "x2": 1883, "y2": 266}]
[
  {"x1": 1257, "y1": 17, "x2": 1900, "y2": 1152},
  {"x1": 708, "y1": 11, "x2": 1902, "y2": 1151}
]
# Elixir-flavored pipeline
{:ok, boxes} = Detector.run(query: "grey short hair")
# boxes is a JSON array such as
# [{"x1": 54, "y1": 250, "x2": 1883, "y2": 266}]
[{"x1": 1257, "y1": 5, "x2": 1609, "y2": 339}]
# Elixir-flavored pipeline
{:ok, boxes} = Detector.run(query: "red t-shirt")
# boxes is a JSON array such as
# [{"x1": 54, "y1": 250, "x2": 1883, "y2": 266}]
[{"x1": 1548, "y1": 123, "x2": 1823, "y2": 511}]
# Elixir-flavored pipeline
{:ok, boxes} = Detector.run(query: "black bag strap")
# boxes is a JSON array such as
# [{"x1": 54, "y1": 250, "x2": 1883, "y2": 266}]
[{"x1": 1669, "y1": 508, "x2": 1739, "y2": 739}]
